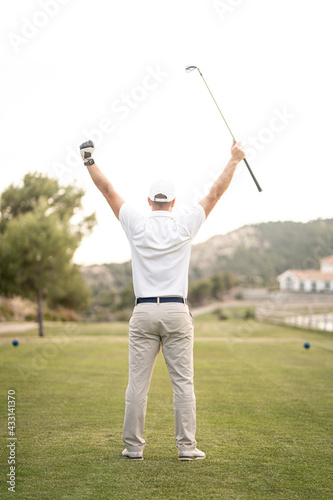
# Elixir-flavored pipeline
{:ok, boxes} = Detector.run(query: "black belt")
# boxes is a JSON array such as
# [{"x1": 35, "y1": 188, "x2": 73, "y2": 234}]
[{"x1": 136, "y1": 297, "x2": 185, "y2": 304}]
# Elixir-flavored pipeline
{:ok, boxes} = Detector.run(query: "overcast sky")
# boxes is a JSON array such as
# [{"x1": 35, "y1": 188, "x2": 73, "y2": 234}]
[{"x1": 1, "y1": 0, "x2": 332, "y2": 265}]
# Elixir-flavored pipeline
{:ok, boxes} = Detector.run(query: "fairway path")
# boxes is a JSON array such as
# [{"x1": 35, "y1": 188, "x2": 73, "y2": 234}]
[
  {"x1": 0, "y1": 322, "x2": 60, "y2": 334},
  {"x1": 0, "y1": 322, "x2": 38, "y2": 333},
  {"x1": 191, "y1": 300, "x2": 255, "y2": 316}
]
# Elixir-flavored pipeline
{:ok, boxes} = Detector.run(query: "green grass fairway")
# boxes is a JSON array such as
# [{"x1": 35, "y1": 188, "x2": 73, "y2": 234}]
[{"x1": 1, "y1": 319, "x2": 332, "y2": 499}]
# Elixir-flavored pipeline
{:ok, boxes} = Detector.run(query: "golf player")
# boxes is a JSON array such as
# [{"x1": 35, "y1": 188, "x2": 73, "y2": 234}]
[{"x1": 80, "y1": 139, "x2": 246, "y2": 460}]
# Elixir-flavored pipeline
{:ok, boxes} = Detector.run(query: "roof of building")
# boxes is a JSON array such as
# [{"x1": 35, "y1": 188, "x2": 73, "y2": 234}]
[
  {"x1": 278, "y1": 269, "x2": 333, "y2": 281},
  {"x1": 321, "y1": 254, "x2": 333, "y2": 263}
]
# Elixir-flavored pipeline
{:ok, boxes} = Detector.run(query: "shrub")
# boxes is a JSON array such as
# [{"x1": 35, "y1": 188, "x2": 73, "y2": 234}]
[
  {"x1": 0, "y1": 303, "x2": 14, "y2": 320},
  {"x1": 114, "y1": 308, "x2": 132, "y2": 322},
  {"x1": 243, "y1": 309, "x2": 255, "y2": 320},
  {"x1": 216, "y1": 308, "x2": 229, "y2": 321}
]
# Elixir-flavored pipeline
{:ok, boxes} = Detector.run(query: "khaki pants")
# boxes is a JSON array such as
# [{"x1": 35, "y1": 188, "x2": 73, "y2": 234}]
[{"x1": 123, "y1": 301, "x2": 197, "y2": 452}]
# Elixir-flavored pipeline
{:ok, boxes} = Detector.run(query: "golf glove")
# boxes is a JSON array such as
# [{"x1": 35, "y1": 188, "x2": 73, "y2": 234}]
[{"x1": 80, "y1": 140, "x2": 95, "y2": 164}]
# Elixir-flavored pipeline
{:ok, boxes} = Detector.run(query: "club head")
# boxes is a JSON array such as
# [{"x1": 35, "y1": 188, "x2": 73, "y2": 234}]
[{"x1": 185, "y1": 65, "x2": 199, "y2": 73}]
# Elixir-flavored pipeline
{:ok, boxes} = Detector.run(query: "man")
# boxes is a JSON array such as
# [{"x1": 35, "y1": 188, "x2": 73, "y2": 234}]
[{"x1": 80, "y1": 139, "x2": 245, "y2": 460}]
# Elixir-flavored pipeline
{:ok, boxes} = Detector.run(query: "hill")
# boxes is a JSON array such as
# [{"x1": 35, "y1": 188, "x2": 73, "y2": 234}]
[
  {"x1": 5, "y1": 219, "x2": 331, "y2": 322},
  {"x1": 82, "y1": 218, "x2": 333, "y2": 287},
  {"x1": 190, "y1": 218, "x2": 333, "y2": 284},
  {"x1": 79, "y1": 218, "x2": 333, "y2": 319}
]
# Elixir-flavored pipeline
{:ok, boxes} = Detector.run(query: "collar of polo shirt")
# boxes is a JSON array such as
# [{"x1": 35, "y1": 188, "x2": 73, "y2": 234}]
[{"x1": 150, "y1": 211, "x2": 173, "y2": 216}]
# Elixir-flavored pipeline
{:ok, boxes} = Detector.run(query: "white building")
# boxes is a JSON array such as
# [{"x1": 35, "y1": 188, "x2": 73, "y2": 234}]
[
  {"x1": 277, "y1": 255, "x2": 333, "y2": 293},
  {"x1": 321, "y1": 255, "x2": 333, "y2": 273}
]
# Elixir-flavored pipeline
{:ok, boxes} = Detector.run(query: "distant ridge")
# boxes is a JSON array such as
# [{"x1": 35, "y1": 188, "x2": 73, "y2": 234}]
[{"x1": 81, "y1": 218, "x2": 333, "y2": 287}]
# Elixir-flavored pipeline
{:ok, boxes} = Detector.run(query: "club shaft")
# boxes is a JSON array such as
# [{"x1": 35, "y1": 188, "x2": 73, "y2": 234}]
[
  {"x1": 198, "y1": 71, "x2": 236, "y2": 142},
  {"x1": 197, "y1": 68, "x2": 262, "y2": 192}
]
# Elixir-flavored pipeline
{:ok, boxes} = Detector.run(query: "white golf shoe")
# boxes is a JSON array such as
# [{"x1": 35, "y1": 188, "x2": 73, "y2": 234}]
[
  {"x1": 122, "y1": 449, "x2": 143, "y2": 460},
  {"x1": 178, "y1": 448, "x2": 206, "y2": 461}
]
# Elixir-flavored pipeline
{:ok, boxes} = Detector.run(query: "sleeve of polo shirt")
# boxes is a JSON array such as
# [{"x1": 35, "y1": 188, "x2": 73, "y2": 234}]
[
  {"x1": 119, "y1": 203, "x2": 144, "y2": 240},
  {"x1": 177, "y1": 204, "x2": 206, "y2": 239}
]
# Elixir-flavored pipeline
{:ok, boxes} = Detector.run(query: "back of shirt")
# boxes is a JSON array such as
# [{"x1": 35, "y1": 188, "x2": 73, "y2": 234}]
[{"x1": 119, "y1": 203, "x2": 206, "y2": 298}]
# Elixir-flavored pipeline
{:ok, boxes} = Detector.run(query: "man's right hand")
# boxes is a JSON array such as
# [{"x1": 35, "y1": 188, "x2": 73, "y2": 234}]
[
  {"x1": 80, "y1": 140, "x2": 95, "y2": 161},
  {"x1": 231, "y1": 140, "x2": 246, "y2": 163}
]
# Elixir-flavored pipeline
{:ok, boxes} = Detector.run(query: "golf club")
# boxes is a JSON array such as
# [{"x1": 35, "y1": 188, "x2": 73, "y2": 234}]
[{"x1": 185, "y1": 65, "x2": 262, "y2": 192}]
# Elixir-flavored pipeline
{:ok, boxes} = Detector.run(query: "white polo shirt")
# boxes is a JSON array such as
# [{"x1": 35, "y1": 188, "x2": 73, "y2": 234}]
[{"x1": 119, "y1": 203, "x2": 206, "y2": 298}]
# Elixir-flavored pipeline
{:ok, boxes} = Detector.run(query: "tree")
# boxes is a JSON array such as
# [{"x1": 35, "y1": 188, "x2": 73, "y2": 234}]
[
  {"x1": 0, "y1": 173, "x2": 96, "y2": 336},
  {"x1": 188, "y1": 279, "x2": 212, "y2": 306},
  {"x1": 211, "y1": 271, "x2": 238, "y2": 297},
  {"x1": 188, "y1": 272, "x2": 239, "y2": 307},
  {"x1": 0, "y1": 172, "x2": 95, "y2": 236},
  {"x1": 118, "y1": 283, "x2": 135, "y2": 310}
]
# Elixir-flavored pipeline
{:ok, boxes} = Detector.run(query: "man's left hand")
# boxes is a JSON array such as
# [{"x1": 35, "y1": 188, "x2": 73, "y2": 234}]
[{"x1": 80, "y1": 140, "x2": 95, "y2": 161}]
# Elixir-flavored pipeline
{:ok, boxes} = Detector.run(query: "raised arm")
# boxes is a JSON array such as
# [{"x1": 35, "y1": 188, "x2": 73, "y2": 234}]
[
  {"x1": 80, "y1": 140, "x2": 125, "y2": 220},
  {"x1": 199, "y1": 141, "x2": 246, "y2": 218}
]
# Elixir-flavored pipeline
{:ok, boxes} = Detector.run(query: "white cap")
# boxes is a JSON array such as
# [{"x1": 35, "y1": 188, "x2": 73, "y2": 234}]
[{"x1": 149, "y1": 179, "x2": 176, "y2": 202}]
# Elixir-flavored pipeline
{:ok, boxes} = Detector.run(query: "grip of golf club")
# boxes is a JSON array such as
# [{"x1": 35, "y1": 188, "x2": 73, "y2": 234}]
[{"x1": 243, "y1": 158, "x2": 262, "y2": 192}]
